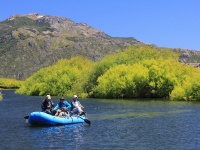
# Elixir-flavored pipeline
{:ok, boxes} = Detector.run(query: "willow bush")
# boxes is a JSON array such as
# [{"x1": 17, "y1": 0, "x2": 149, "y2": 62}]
[
  {"x1": 0, "y1": 78, "x2": 24, "y2": 89},
  {"x1": 15, "y1": 45, "x2": 200, "y2": 100},
  {"x1": 86, "y1": 45, "x2": 200, "y2": 100},
  {"x1": 92, "y1": 64, "x2": 149, "y2": 98},
  {"x1": 16, "y1": 56, "x2": 93, "y2": 97}
]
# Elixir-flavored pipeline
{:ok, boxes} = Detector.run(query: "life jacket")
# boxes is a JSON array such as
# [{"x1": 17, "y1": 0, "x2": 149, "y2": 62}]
[
  {"x1": 71, "y1": 100, "x2": 80, "y2": 111},
  {"x1": 41, "y1": 99, "x2": 54, "y2": 110},
  {"x1": 58, "y1": 102, "x2": 66, "y2": 108}
]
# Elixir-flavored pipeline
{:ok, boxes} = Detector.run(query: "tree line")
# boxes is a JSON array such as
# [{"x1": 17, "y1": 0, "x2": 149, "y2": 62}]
[
  {"x1": 0, "y1": 78, "x2": 23, "y2": 89},
  {"x1": 2, "y1": 45, "x2": 200, "y2": 101}
]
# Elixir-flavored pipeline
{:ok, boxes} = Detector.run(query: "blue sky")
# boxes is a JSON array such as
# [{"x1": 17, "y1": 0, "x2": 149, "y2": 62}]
[{"x1": 1, "y1": 0, "x2": 200, "y2": 50}]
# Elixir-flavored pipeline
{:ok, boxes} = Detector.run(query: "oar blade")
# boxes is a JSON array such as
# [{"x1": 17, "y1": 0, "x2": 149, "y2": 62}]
[
  {"x1": 79, "y1": 116, "x2": 91, "y2": 125},
  {"x1": 83, "y1": 119, "x2": 91, "y2": 125},
  {"x1": 24, "y1": 116, "x2": 29, "y2": 119}
]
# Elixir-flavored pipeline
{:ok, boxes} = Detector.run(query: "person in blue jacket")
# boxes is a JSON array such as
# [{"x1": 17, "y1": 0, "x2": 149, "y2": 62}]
[{"x1": 53, "y1": 97, "x2": 71, "y2": 116}]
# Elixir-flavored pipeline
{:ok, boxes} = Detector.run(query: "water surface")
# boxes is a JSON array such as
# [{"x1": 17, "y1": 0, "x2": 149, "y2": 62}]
[{"x1": 0, "y1": 90, "x2": 200, "y2": 150}]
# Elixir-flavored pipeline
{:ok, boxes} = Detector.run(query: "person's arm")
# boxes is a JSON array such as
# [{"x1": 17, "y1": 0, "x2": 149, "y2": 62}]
[
  {"x1": 71, "y1": 101, "x2": 75, "y2": 107},
  {"x1": 64, "y1": 101, "x2": 71, "y2": 110},
  {"x1": 76, "y1": 101, "x2": 84, "y2": 112},
  {"x1": 50, "y1": 101, "x2": 54, "y2": 108},
  {"x1": 53, "y1": 103, "x2": 59, "y2": 110},
  {"x1": 46, "y1": 101, "x2": 52, "y2": 109},
  {"x1": 72, "y1": 101, "x2": 79, "y2": 108},
  {"x1": 78, "y1": 101, "x2": 84, "y2": 108}
]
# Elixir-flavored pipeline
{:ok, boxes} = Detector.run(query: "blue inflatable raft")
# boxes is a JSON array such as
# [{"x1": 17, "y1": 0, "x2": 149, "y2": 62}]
[{"x1": 27, "y1": 112, "x2": 90, "y2": 126}]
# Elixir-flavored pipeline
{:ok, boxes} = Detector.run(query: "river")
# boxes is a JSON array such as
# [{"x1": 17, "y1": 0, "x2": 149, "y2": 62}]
[{"x1": 1, "y1": 90, "x2": 200, "y2": 150}]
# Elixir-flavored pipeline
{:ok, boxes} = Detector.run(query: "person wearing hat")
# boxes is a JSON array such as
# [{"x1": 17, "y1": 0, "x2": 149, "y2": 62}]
[
  {"x1": 71, "y1": 95, "x2": 86, "y2": 116},
  {"x1": 53, "y1": 97, "x2": 71, "y2": 116},
  {"x1": 41, "y1": 95, "x2": 55, "y2": 114}
]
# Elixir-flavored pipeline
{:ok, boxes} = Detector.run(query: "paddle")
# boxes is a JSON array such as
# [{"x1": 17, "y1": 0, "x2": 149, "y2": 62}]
[
  {"x1": 77, "y1": 111, "x2": 91, "y2": 125},
  {"x1": 79, "y1": 116, "x2": 91, "y2": 125},
  {"x1": 24, "y1": 115, "x2": 29, "y2": 123},
  {"x1": 24, "y1": 116, "x2": 29, "y2": 119}
]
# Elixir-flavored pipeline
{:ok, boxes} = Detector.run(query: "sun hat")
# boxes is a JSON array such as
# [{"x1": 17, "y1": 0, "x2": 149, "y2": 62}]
[
  {"x1": 46, "y1": 95, "x2": 51, "y2": 100},
  {"x1": 73, "y1": 95, "x2": 78, "y2": 99}
]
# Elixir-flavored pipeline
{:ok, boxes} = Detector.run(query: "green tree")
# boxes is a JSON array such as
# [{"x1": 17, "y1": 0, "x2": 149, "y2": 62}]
[
  {"x1": 16, "y1": 56, "x2": 93, "y2": 97},
  {"x1": 93, "y1": 64, "x2": 149, "y2": 98}
]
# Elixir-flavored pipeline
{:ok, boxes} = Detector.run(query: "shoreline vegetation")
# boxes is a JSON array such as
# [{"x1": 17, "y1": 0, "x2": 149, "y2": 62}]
[
  {"x1": 1, "y1": 45, "x2": 200, "y2": 101},
  {"x1": 0, "y1": 78, "x2": 24, "y2": 89},
  {"x1": 0, "y1": 92, "x2": 2, "y2": 100}
]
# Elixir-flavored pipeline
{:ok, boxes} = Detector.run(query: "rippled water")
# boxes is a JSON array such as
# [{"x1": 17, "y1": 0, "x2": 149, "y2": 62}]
[{"x1": 1, "y1": 90, "x2": 200, "y2": 150}]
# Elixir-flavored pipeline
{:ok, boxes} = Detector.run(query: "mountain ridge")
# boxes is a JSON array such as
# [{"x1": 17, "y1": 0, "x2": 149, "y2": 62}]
[{"x1": 0, "y1": 13, "x2": 199, "y2": 80}]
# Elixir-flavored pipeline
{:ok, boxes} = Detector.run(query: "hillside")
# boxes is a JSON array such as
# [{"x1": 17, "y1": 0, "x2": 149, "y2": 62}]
[{"x1": 0, "y1": 13, "x2": 200, "y2": 80}]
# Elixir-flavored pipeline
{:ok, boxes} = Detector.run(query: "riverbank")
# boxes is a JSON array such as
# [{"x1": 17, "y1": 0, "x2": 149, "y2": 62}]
[{"x1": 0, "y1": 91, "x2": 2, "y2": 100}]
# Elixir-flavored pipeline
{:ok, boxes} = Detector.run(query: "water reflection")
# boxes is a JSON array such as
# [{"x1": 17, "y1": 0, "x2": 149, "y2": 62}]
[{"x1": 29, "y1": 124, "x2": 86, "y2": 149}]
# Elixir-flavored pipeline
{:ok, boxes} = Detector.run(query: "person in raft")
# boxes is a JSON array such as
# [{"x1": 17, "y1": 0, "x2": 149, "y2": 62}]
[
  {"x1": 53, "y1": 97, "x2": 71, "y2": 117},
  {"x1": 41, "y1": 95, "x2": 55, "y2": 114},
  {"x1": 71, "y1": 95, "x2": 86, "y2": 116}
]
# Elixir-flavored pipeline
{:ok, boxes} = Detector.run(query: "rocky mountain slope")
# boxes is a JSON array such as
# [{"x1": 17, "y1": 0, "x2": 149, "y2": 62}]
[
  {"x1": 0, "y1": 13, "x2": 200, "y2": 80},
  {"x1": 0, "y1": 13, "x2": 145, "y2": 80}
]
